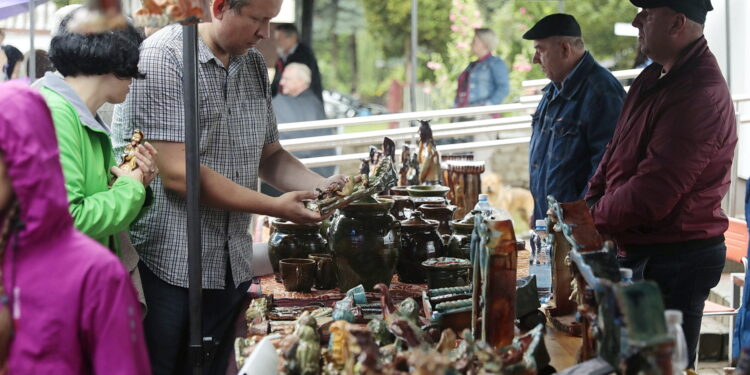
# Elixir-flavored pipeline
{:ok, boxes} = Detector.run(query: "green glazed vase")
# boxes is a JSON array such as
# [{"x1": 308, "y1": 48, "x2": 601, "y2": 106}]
[
  {"x1": 328, "y1": 198, "x2": 400, "y2": 292},
  {"x1": 268, "y1": 219, "x2": 328, "y2": 275}
]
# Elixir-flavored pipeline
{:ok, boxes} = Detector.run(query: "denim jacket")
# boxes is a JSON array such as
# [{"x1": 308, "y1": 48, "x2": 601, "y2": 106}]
[
  {"x1": 457, "y1": 55, "x2": 510, "y2": 106},
  {"x1": 529, "y1": 51, "x2": 625, "y2": 220}
]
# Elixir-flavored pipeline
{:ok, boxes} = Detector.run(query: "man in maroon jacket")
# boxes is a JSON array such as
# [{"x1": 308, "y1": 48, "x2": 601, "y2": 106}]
[{"x1": 585, "y1": 0, "x2": 736, "y2": 368}]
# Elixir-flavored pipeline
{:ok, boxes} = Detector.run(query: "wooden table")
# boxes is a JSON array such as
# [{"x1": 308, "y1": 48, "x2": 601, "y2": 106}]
[{"x1": 544, "y1": 324, "x2": 582, "y2": 370}]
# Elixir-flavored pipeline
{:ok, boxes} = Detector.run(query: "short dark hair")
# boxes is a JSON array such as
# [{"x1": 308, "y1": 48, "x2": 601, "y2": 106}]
[
  {"x1": 2, "y1": 45, "x2": 23, "y2": 79},
  {"x1": 275, "y1": 23, "x2": 298, "y2": 37},
  {"x1": 25, "y1": 49, "x2": 55, "y2": 79},
  {"x1": 49, "y1": 10, "x2": 145, "y2": 79}
]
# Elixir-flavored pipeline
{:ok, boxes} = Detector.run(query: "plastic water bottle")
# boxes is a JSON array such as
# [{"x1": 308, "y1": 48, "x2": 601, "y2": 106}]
[
  {"x1": 665, "y1": 310, "x2": 689, "y2": 374},
  {"x1": 529, "y1": 219, "x2": 551, "y2": 302},
  {"x1": 474, "y1": 194, "x2": 494, "y2": 218},
  {"x1": 620, "y1": 268, "x2": 633, "y2": 284}
]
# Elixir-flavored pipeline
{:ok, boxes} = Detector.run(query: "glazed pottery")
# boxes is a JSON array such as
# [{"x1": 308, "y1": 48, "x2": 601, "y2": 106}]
[
  {"x1": 308, "y1": 253, "x2": 337, "y2": 290},
  {"x1": 406, "y1": 184, "x2": 450, "y2": 198},
  {"x1": 279, "y1": 258, "x2": 316, "y2": 292},
  {"x1": 418, "y1": 204, "x2": 457, "y2": 236},
  {"x1": 389, "y1": 186, "x2": 410, "y2": 196},
  {"x1": 268, "y1": 219, "x2": 328, "y2": 276},
  {"x1": 446, "y1": 212, "x2": 477, "y2": 260},
  {"x1": 422, "y1": 257, "x2": 472, "y2": 289},
  {"x1": 328, "y1": 198, "x2": 400, "y2": 292},
  {"x1": 409, "y1": 196, "x2": 448, "y2": 209},
  {"x1": 398, "y1": 211, "x2": 445, "y2": 284},
  {"x1": 379, "y1": 195, "x2": 414, "y2": 221}
]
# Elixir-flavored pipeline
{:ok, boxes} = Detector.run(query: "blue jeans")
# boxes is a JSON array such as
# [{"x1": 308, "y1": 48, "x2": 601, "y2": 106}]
[{"x1": 619, "y1": 239, "x2": 726, "y2": 368}]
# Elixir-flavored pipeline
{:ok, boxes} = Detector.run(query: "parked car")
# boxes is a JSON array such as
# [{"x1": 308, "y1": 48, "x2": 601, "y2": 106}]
[{"x1": 323, "y1": 90, "x2": 388, "y2": 119}]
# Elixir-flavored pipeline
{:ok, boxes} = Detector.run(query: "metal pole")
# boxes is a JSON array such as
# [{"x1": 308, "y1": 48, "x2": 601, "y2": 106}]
[
  {"x1": 28, "y1": 0, "x2": 36, "y2": 79},
  {"x1": 409, "y1": 0, "x2": 417, "y2": 112},
  {"x1": 182, "y1": 23, "x2": 203, "y2": 374}
]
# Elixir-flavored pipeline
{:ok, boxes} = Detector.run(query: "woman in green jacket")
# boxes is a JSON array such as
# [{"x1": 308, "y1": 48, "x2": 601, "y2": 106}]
[{"x1": 39, "y1": 12, "x2": 158, "y2": 305}]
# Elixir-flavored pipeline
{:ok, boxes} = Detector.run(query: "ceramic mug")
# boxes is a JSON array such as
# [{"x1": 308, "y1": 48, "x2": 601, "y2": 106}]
[
  {"x1": 308, "y1": 253, "x2": 337, "y2": 290},
  {"x1": 279, "y1": 258, "x2": 316, "y2": 293}
]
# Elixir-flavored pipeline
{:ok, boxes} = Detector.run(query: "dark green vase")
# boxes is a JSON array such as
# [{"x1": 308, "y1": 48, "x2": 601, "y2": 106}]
[
  {"x1": 328, "y1": 198, "x2": 400, "y2": 292},
  {"x1": 446, "y1": 216, "x2": 475, "y2": 260},
  {"x1": 268, "y1": 219, "x2": 328, "y2": 275}
]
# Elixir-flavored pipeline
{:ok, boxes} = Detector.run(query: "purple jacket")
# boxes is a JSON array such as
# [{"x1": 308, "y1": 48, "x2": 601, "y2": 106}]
[
  {"x1": 0, "y1": 82, "x2": 151, "y2": 374},
  {"x1": 586, "y1": 37, "x2": 737, "y2": 247}
]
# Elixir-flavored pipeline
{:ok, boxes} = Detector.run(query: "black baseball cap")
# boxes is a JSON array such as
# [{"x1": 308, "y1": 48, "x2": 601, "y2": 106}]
[
  {"x1": 522, "y1": 14, "x2": 581, "y2": 40},
  {"x1": 630, "y1": 0, "x2": 713, "y2": 24}
]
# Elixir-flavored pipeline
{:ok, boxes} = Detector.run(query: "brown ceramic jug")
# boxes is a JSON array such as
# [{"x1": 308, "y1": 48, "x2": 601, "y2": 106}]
[
  {"x1": 397, "y1": 211, "x2": 445, "y2": 284},
  {"x1": 268, "y1": 219, "x2": 328, "y2": 276}
]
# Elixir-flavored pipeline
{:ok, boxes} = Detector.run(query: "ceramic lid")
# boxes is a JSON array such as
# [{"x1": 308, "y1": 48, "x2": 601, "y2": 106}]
[
  {"x1": 400, "y1": 211, "x2": 439, "y2": 229},
  {"x1": 449, "y1": 210, "x2": 479, "y2": 229}
]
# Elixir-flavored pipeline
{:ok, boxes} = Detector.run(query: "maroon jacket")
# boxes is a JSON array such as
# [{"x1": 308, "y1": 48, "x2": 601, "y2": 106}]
[{"x1": 586, "y1": 37, "x2": 737, "y2": 248}]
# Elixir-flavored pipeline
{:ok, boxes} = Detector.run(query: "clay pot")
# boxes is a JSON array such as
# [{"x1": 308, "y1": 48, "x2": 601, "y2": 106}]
[
  {"x1": 398, "y1": 211, "x2": 445, "y2": 284},
  {"x1": 418, "y1": 204, "x2": 457, "y2": 236},
  {"x1": 422, "y1": 257, "x2": 472, "y2": 289},
  {"x1": 280, "y1": 258, "x2": 316, "y2": 292},
  {"x1": 446, "y1": 213, "x2": 476, "y2": 260},
  {"x1": 389, "y1": 186, "x2": 410, "y2": 196},
  {"x1": 308, "y1": 253, "x2": 337, "y2": 290},
  {"x1": 268, "y1": 219, "x2": 328, "y2": 276},
  {"x1": 406, "y1": 185, "x2": 450, "y2": 198},
  {"x1": 409, "y1": 196, "x2": 448, "y2": 210},
  {"x1": 328, "y1": 198, "x2": 400, "y2": 292},
  {"x1": 379, "y1": 195, "x2": 414, "y2": 221}
]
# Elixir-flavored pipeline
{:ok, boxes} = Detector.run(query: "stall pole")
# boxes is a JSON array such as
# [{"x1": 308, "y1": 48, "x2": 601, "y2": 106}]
[
  {"x1": 28, "y1": 0, "x2": 36, "y2": 79},
  {"x1": 409, "y1": 0, "x2": 417, "y2": 113},
  {"x1": 182, "y1": 23, "x2": 204, "y2": 374}
]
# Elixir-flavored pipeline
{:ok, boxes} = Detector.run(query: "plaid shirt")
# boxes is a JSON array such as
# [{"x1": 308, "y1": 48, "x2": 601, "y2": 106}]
[{"x1": 111, "y1": 24, "x2": 279, "y2": 289}]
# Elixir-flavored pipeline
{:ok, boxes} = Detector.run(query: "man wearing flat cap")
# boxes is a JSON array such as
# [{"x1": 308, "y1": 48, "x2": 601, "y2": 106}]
[
  {"x1": 586, "y1": 0, "x2": 736, "y2": 368},
  {"x1": 525, "y1": 14, "x2": 625, "y2": 222}
]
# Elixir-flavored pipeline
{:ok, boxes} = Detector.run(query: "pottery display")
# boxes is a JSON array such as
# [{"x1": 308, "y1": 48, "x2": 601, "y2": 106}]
[
  {"x1": 446, "y1": 212, "x2": 476, "y2": 260},
  {"x1": 268, "y1": 219, "x2": 328, "y2": 276},
  {"x1": 279, "y1": 258, "x2": 316, "y2": 293},
  {"x1": 378, "y1": 194, "x2": 413, "y2": 221},
  {"x1": 328, "y1": 198, "x2": 400, "y2": 292},
  {"x1": 417, "y1": 203, "x2": 456, "y2": 236},
  {"x1": 406, "y1": 184, "x2": 450, "y2": 198},
  {"x1": 409, "y1": 196, "x2": 448, "y2": 210},
  {"x1": 389, "y1": 186, "x2": 410, "y2": 196},
  {"x1": 397, "y1": 211, "x2": 445, "y2": 284},
  {"x1": 422, "y1": 257, "x2": 472, "y2": 289}
]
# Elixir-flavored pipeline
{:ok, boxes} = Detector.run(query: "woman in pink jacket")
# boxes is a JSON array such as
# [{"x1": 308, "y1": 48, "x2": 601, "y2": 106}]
[{"x1": 0, "y1": 81, "x2": 150, "y2": 374}]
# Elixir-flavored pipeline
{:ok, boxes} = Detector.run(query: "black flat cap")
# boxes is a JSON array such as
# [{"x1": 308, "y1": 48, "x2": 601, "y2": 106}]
[
  {"x1": 522, "y1": 13, "x2": 581, "y2": 40},
  {"x1": 631, "y1": 0, "x2": 713, "y2": 24}
]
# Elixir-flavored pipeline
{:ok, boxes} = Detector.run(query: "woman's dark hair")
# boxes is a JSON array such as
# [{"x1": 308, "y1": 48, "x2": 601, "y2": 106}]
[
  {"x1": 2, "y1": 45, "x2": 23, "y2": 79},
  {"x1": 48, "y1": 10, "x2": 145, "y2": 79},
  {"x1": 26, "y1": 49, "x2": 56, "y2": 79}
]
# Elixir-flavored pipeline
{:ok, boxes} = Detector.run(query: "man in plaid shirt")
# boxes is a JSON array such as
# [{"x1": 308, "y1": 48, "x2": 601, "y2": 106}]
[{"x1": 112, "y1": 0, "x2": 341, "y2": 373}]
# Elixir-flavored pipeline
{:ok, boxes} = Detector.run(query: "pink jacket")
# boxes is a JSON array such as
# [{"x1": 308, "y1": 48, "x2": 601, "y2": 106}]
[{"x1": 0, "y1": 82, "x2": 151, "y2": 374}]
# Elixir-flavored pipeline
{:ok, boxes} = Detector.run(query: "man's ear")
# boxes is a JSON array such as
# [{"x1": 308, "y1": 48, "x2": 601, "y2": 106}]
[
  {"x1": 559, "y1": 39, "x2": 571, "y2": 59},
  {"x1": 669, "y1": 13, "x2": 687, "y2": 36},
  {"x1": 212, "y1": 0, "x2": 228, "y2": 20}
]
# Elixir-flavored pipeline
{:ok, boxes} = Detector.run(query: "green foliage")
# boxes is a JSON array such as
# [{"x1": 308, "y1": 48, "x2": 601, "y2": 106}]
[{"x1": 51, "y1": 0, "x2": 81, "y2": 9}]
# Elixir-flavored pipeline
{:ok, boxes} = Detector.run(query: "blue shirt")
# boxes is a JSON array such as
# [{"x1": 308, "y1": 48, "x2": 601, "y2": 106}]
[{"x1": 528, "y1": 51, "x2": 625, "y2": 220}]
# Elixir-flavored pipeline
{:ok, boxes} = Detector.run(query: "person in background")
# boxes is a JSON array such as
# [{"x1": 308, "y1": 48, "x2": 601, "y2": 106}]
[
  {"x1": 1, "y1": 45, "x2": 23, "y2": 80},
  {"x1": 524, "y1": 14, "x2": 625, "y2": 221},
  {"x1": 586, "y1": 0, "x2": 735, "y2": 368},
  {"x1": 111, "y1": 0, "x2": 343, "y2": 373},
  {"x1": 454, "y1": 28, "x2": 509, "y2": 108},
  {"x1": 271, "y1": 22, "x2": 323, "y2": 102},
  {"x1": 23, "y1": 49, "x2": 55, "y2": 80},
  {"x1": 0, "y1": 81, "x2": 151, "y2": 375},
  {"x1": 38, "y1": 10, "x2": 157, "y2": 311},
  {"x1": 262, "y1": 62, "x2": 334, "y2": 197}
]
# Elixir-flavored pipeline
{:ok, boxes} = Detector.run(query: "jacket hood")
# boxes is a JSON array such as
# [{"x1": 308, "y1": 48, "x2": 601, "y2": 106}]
[{"x1": 0, "y1": 81, "x2": 73, "y2": 248}]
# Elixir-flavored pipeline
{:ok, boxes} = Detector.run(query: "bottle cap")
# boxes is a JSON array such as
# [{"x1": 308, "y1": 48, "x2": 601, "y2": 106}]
[
  {"x1": 619, "y1": 268, "x2": 633, "y2": 280},
  {"x1": 534, "y1": 219, "x2": 546, "y2": 230},
  {"x1": 478, "y1": 193, "x2": 488, "y2": 201},
  {"x1": 664, "y1": 309, "x2": 683, "y2": 325}
]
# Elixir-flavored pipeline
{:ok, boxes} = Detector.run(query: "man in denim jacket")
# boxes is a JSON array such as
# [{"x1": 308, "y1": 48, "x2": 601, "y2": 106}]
[{"x1": 525, "y1": 14, "x2": 625, "y2": 220}]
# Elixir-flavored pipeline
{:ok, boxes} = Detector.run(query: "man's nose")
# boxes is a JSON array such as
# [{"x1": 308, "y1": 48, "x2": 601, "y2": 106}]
[
  {"x1": 257, "y1": 20, "x2": 271, "y2": 39},
  {"x1": 532, "y1": 52, "x2": 540, "y2": 64},
  {"x1": 632, "y1": 11, "x2": 644, "y2": 28}
]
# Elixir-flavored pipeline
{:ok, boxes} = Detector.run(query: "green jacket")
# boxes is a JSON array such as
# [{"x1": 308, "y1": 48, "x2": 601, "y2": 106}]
[{"x1": 40, "y1": 78, "x2": 150, "y2": 256}]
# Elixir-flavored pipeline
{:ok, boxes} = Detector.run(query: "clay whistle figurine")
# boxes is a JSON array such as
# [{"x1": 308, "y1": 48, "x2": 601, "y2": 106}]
[{"x1": 119, "y1": 129, "x2": 145, "y2": 172}]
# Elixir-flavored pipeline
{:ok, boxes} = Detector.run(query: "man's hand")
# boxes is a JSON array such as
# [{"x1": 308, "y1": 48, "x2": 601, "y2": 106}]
[
  {"x1": 273, "y1": 191, "x2": 327, "y2": 224},
  {"x1": 135, "y1": 142, "x2": 159, "y2": 187}
]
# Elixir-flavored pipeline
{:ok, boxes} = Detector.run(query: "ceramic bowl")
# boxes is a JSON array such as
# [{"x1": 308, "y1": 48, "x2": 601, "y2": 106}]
[
  {"x1": 421, "y1": 257, "x2": 472, "y2": 289},
  {"x1": 406, "y1": 185, "x2": 450, "y2": 198}
]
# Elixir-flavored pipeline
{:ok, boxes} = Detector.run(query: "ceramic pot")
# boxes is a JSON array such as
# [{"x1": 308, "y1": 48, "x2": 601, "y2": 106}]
[
  {"x1": 328, "y1": 198, "x2": 400, "y2": 292},
  {"x1": 418, "y1": 204, "x2": 457, "y2": 236},
  {"x1": 398, "y1": 211, "x2": 445, "y2": 284},
  {"x1": 406, "y1": 185, "x2": 450, "y2": 198},
  {"x1": 379, "y1": 195, "x2": 414, "y2": 221},
  {"x1": 422, "y1": 257, "x2": 472, "y2": 289},
  {"x1": 389, "y1": 186, "x2": 410, "y2": 196},
  {"x1": 280, "y1": 258, "x2": 316, "y2": 292},
  {"x1": 409, "y1": 196, "x2": 448, "y2": 210},
  {"x1": 446, "y1": 213, "x2": 476, "y2": 260},
  {"x1": 308, "y1": 253, "x2": 337, "y2": 290},
  {"x1": 268, "y1": 219, "x2": 328, "y2": 276}
]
